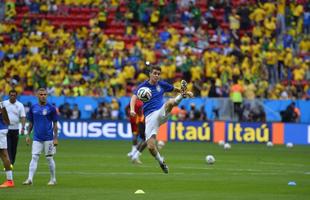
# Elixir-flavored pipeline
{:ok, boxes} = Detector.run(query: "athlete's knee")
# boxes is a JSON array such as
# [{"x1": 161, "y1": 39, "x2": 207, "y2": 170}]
[
  {"x1": 31, "y1": 154, "x2": 40, "y2": 162},
  {"x1": 45, "y1": 154, "x2": 53, "y2": 158},
  {"x1": 45, "y1": 155, "x2": 54, "y2": 162}
]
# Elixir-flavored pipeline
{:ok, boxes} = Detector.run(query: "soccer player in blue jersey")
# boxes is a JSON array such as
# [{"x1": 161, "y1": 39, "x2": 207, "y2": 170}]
[
  {"x1": 130, "y1": 66, "x2": 193, "y2": 173},
  {"x1": 0, "y1": 102, "x2": 14, "y2": 188},
  {"x1": 23, "y1": 88, "x2": 59, "y2": 186}
]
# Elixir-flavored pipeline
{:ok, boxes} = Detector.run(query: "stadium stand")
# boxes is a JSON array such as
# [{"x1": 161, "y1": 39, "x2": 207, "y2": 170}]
[{"x1": 0, "y1": 0, "x2": 309, "y2": 121}]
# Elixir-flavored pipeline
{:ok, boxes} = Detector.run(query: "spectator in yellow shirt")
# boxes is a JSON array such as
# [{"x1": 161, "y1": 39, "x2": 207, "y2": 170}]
[
  {"x1": 265, "y1": 48, "x2": 278, "y2": 84},
  {"x1": 293, "y1": 65, "x2": 305, "y2": 81},
  {"x1": 264, "y1": 16, "x2": 276, "y2": 38},
  {"x1": 229, "y1": 9, "x2": 240, "y2": 40},
  {"x1": 250, "y1": 7, "x2": 265, "y2": 23},
  {"x1": 276, "y1": 0, "x2": 286, "y2": 34},
  {"x1": 243, "y1": 79, "x2": 257, "y2": 100},
  {"x1": 190, "y1": 64, "x2": 203, "y2": 81},
  {"x1": 277, "y1": 47, "x2": 286, "y2": 81},
  {"x1": 263, "y1": 2, "x2": 276, "y2": 16},
  {"x1": 284, "y1": 48, "x2": 294, "y2": 79},
  {"x1": 252, "y1": 23, "x2": 264, "y2": 42},
  {"x1": 299, "y1": 36, "x2": 309, "y2": 54}
]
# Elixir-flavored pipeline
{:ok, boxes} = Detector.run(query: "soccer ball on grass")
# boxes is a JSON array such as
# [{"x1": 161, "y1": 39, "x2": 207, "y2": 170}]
[
  {"x1": 224, "y1": 143, "x2": 231, "y2": 150},
  {"x1": 205, "y1": 155, "x2": 215, "y2": 164}
]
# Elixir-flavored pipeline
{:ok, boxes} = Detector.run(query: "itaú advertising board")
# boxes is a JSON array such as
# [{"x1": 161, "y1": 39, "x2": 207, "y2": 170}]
[
  {"x1": 163, "y1": 121, "x2": 272, "y2": 143},
  {"x1": 57, "y1": 120, "x2": 310, "y2": 144},
  {"x1": 161, "y1": 121, "x2": 310, "y2": 145},
  {"x1": 225, "y1": 122, "x2": 272, "y2": 143},
  {"x1": 167, "y1": 121, "x2": 213, "y2": 142},
  {"x1": 58, "y1": 120, "x2": 132, "y2": 140}
]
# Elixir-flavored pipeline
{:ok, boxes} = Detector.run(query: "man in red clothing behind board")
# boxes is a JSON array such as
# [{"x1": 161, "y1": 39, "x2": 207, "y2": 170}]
[{"x1": 126, "y1": 99, "x2": 146, "y2": 164}]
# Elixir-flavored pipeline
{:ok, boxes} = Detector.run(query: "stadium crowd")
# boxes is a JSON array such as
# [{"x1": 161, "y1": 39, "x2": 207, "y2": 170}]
[{"x1": 0, "y1": 0, "x2": 309, "y2": 102}]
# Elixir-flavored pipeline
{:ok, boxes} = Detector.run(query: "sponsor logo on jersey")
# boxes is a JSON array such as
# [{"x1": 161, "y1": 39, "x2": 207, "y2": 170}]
[{"x1": 156, "y1": 85, "x2": 161, "y2": 92}]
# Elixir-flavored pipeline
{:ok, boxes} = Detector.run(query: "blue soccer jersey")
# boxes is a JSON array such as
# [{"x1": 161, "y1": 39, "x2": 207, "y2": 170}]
[
  {"x1": 28, "y1": 103, "x2": 58, "y2": 141},
  {"x1": 0, "y1": 113, "x2": 8, "y2": 131},
  {"x1": 135, "y1": 80, "x2": 174, "y2": 117}
]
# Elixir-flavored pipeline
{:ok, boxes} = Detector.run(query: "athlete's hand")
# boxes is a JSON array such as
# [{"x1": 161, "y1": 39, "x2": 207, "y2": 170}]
[
  {"x1": 25, "y1": 135, "x2": 31, "y2": 145},
  {"x1": 187, "y1": 91, "x2": 194, "y2": 98},
  {"x1": 130, "y1": 110, "x2": 136, "y2": 117},
  {"x1": 20, "y1": 128, "x2": 25, "y2": 135},
  {"x1": 53, "y1": 138, "x2": 58, "y2": 146}
]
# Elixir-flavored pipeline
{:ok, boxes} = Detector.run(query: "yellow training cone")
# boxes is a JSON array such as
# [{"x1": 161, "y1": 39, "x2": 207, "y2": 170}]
[{"x1": 134, "y1": 189, "x2": 145, "y2": 194}]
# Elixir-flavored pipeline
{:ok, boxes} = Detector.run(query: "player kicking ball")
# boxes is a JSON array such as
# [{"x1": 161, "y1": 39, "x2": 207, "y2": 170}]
[{"x1": 130, "y1": 66, "x2": 193, "y2": 173}]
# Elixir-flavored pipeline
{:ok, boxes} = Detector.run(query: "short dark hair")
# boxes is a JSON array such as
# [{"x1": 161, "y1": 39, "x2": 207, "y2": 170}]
[
  {"x1": 150, "y1": 65, "x2": 161, "y2": 73},
  {"x1": 9, "y1": 90, "x2": 17, "y2": 95}
]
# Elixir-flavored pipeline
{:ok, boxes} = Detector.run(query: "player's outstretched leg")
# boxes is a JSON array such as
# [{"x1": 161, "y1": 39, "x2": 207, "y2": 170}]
[
  {"x1": 147, "y1": 136, "x2": 168, "y2": 174},
  {"x1": 165, "y1": 80, "x2": 193, "y2": 114}
]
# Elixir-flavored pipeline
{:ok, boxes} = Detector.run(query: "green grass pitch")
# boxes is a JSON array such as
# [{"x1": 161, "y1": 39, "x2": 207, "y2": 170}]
[{"x1": 1, "y1": 139, "x2": 309, "y2": 200}]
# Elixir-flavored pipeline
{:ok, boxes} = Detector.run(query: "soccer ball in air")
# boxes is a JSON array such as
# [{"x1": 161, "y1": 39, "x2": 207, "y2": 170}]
[
  {"x1": 205, "y1": 155, "x2": 215, "y2": 164},
  {"x1": 137, "y1": 87, "x2": 152, "y2": 102}
]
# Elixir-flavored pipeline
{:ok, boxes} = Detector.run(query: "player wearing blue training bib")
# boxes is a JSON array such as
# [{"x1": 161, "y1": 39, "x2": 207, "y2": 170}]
[
  {"x1": 130, "y1": 66, "x2": 193, "y2": 173},
  {"x1": 23, "y1": 88, "x2": 58, "y2": 186},
  {"x1": 134, "y1": 80, "x2": 174, "y2": 117},
  {"x1": 28, "y1": 103, "x2": 58, "y2": 141}
]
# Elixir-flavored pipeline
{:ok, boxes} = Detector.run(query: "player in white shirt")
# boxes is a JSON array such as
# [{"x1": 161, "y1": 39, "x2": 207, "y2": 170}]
[
  {"x1": 130, "y1": 66, "x2": 193, "y2": 173},
  {"x1": 3, "y1": 90, "x2": 26, "y2": 166}
]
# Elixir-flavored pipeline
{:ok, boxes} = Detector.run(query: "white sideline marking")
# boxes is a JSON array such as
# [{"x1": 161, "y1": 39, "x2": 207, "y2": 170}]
[
  {"x1": 257, "y1": 161, "x2": 305, "y2": 167},
  {"x1": 13, "y1": 170, "x2": 306, "y2": 177},
  {"x1": 13, "y1": 166, "x2": 307, "y2": 176},
  {"x1": 14, "y1": 171, "x2": 184, "y2": 176}
]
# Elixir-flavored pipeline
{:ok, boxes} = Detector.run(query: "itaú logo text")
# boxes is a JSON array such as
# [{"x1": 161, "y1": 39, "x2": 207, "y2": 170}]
[{"x1": 58, "y1": 122, "x2": 132, "y2": 138}]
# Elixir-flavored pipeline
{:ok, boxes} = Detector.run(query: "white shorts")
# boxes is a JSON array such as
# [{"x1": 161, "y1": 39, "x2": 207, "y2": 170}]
[
  {"x1": 145, "y1": 104, "x2": 169, "y2": 141},
  {"x1": 32, "y1": 140, "x2": 56, "y2": 156},
  {"x1": 0, "y1": 130, "x2": 8, "y2": 149}
]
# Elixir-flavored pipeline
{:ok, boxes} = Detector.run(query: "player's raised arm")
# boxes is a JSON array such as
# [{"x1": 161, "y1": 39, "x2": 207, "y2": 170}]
[{"x1": 130, "y1": 95, "x2": 138, "y2": 117}]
